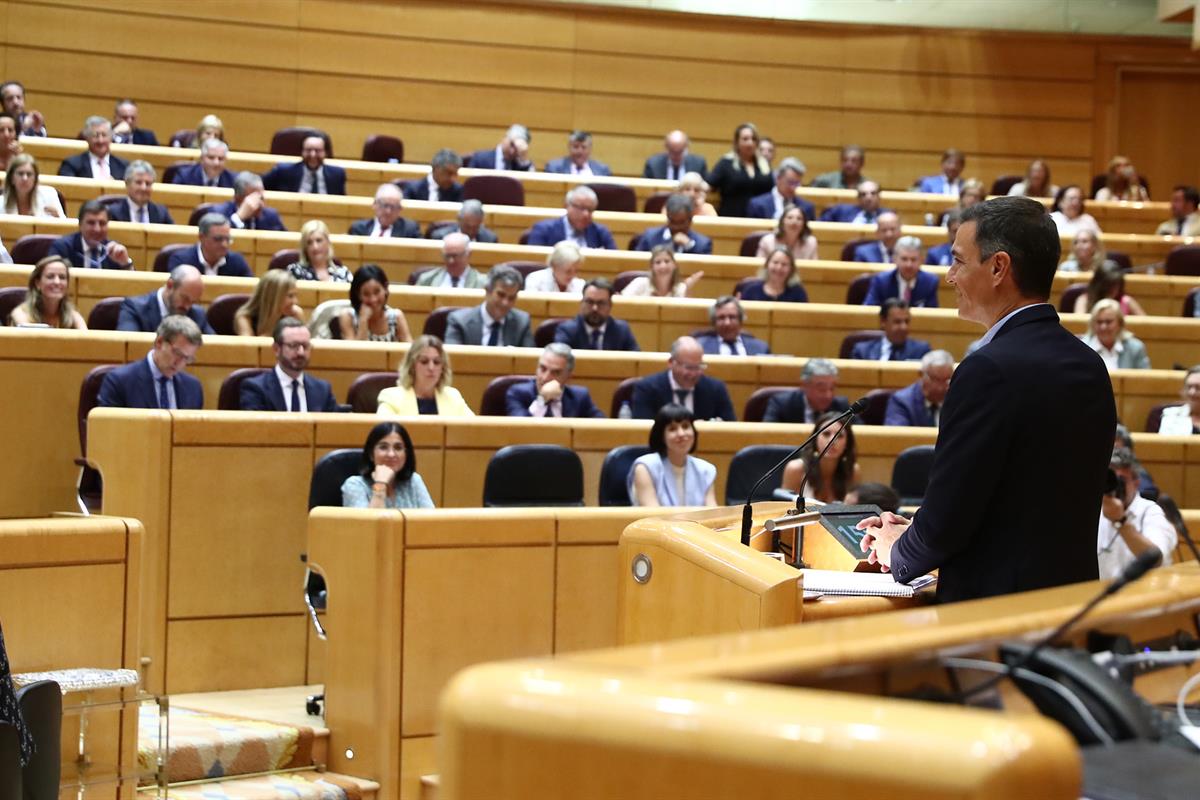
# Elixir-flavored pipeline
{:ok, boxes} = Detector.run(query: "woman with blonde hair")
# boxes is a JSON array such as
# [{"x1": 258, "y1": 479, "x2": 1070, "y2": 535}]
[
  {"x1": 1059, "y1": 230, "x2": 1107, "y2": 273},
  {"x1": 677, "y1": 172, "x2": 717, "y2": 216},
  {"x1": 287, "y1": 220, "x2": 351, "y2": 283},
  {"x1": 376, "y1": 335, "x2": 474, "y2": 416},
  {"x1": 9, "y1": 255, "x2": 86, "y2": 329},
  {"x1": 755, "y1": 203, "x2": 818, "y2": 261},
  {"x1": 524, "y1": 240, "x2": 585, "y2": 294},
  {"x1": 1095, "y1": 155, "x2": 1149, "y2": 202},
  {"x1": 2, "y1": 154, "x2": 63, "y2": 217},
  {"x1": 705, "y1": 122, "x2": 773, "y2": 217},
  {"x1": 620, "y1": 245, "x2": 702, "y2": 298},
  {"x1": 234, "y1": 270, "x2": 304, "y2": 337},
  {"x1": 738, "y1": 246, "x2": 808, "y2": 303},
  {"x1": 1079, "y1": 298, "x2": 1150, "y2": 371},
  {"x1": 195, "y1": 114, "x2": 225, "y2": 146}
]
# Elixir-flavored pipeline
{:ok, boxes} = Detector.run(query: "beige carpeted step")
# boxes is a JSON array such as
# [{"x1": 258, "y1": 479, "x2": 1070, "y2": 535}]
[{"x1": 155, "y1": 770, "x2": 378, "y2": 800}]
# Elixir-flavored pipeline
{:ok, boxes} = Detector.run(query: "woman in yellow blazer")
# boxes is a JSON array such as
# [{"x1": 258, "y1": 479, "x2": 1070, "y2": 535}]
[{"x1": 377, "y1": 335, "x2": 474, "y2": 417}]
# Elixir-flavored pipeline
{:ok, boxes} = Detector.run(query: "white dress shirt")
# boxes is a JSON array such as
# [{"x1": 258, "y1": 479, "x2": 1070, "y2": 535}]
[
  {"x1": 275, "y1": 365, "x2": 308, "y2": 412},
  {"x1": 195, "y1": 244, "x2": 226, "y2": 275},
  {"x1": 1096, "y1": 493, "x2": 1176, "y2": 580},
  {"x1": 667, "y1": 372, "x2": 694, "y2": 413}
]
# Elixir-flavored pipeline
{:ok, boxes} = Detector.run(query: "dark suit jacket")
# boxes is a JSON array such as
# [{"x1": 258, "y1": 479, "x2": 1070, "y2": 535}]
[
  {"x1": 261, "y1": 161, "x2": 347, "y2": 195},
  {"x1": 468, "y1": 149, "x2": 533, "y2": 172},
  {"x1": 505, "y1": 380, "x2": 605, "y2": 418},
  {"x1": 57, "y1": 152, "x2": 128, "y2": 180},
  {"x1": 527, "y1": 217, "x2": 616, "y2": 250},
  {"x1": 239, "y1": 370, "x2": 338, "y2": 413},
  {"x1": 214, "y1": 200, "x2": 286, "y2": 232},
  {"x1": 49, "y1": 233, "x2": 130, "y2": 270},
  {"x1": 883, "y1": 381, "x2": 935, "y2": 427},
  {"x1": 746, "y1": 191, "x2": 816, "y2": 222},
  {"x1": 554, "y1": 315, "x2": 640, "y2": 351},
  {"x1": 926, "y1": 242, "x2": 953, "y2": 266},
  {"x1": 642, "y1": 152, "x2": 707, "y2": 180},
  {"x1": 634, "y1": 225, "x2": 712, "y2": 255},
  {"x1": 444, "y1": 306, "x2": 534, "y2": 347},
  {"x1": 850, "y1": 337, "x2": 931, "y2": 362},
  {"x1": 401, "y1": 178, "x2": 464, "y2": 203},
  {"x1": 762, "y1": 392, "x2": 850, "y2": 424},
  {"x1": 631, "y1": 370, "x2": 735, "y2": 421},
  {"x1": 116, "y1": 290, "x2": 214, "y2": 334},
  {"x1": 166, "y1": 245, "x2": 253, "y2": 278},
  {"x1": 695, "y1": 333, "x2": 770, "y2": 356},
  {"x1": 106, "y1": 199, "x2": 175, "y2": 225},
  {"x1": 427, "y1": 222, "x2": 499, "y2": 244},
  {"x1": 853, "y1": 242, "x2": 892, "y2": 263},
  {"x1": 347, "y1": 217, "x2": 421, "y2": 239},
  {"x1": 543, "y1": 157, "x2": 612, "y2": 177},
  {"x1": 862, "y1": 269, "x2": 940, "y2": 308},
  {"x1": 820, "y1": 204, "x2": 891, "y2": 224},
  {"x1": 890, "y1": 304, "x2": 1117, "y2": 603},
  {"x1": 171, "y1": 163, "x2": 236, "y2": 189},
  {"x1": 114, "y1": 129, "x2": 159, "y2": 146},
  {"x1": 98, "y1": 357, "x2": 204, "y2": 410}
]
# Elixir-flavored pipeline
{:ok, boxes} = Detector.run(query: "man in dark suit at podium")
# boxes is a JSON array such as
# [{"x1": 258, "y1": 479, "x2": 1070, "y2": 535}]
[
  {"x1": 859, "y1": 196, "x2": 1117, "y2": 603},
  {"x1": 239, "y1": 318, "x2": 338, "y2": 413}
]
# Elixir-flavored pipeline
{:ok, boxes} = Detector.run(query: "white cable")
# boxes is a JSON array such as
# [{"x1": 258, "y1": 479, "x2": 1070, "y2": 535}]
[
  {"x1": 1110, "y1": 650, "x2": 1200, "y2": 667},
  {"x1": 1177, "y1": 670, "x2": 1200, "y2": 729},
  {"x1": 943, "y1": 657, "x2": 1115, "y2": 746}
]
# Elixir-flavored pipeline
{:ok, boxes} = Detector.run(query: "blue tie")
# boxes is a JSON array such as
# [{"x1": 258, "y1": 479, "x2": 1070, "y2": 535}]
[
  {"x1": 590, "y1": 329, "x2": 602, "y2": 350},
  {"x1": 157, "y1": 377, "x2": 171, "y2": 409},
  {"x1": 487, "y1": 322, "x2": 501, "y2": 347},
  {"x1": 290, "y1": 379, "x2": 300, "y2": 412}
]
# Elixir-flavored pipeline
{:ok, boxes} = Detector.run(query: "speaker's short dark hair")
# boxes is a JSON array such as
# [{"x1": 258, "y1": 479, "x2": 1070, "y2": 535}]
[{"x1": 960, "y1": 196, "x2": 1059, "y2": 300}]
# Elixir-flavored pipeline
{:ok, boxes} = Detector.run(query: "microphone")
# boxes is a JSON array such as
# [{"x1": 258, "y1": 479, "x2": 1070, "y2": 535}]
[
  {"x1": 957, "y1": 546, "x2": 1162, "y2": 701},
  {"x1": 740, "y1": 396, "x2": 869, "y2": 547}
]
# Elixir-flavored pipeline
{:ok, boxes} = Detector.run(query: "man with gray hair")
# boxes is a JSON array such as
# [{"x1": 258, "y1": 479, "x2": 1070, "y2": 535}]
[
  {"x1": 58, "y1": 116, "x2": 128, "y2": 179},
  {"x1": 747, "y1": 157, "x2": 815, "y2": 221},
  {"x1": 106, "y1": 160, "x2": 175, "y2": 224},
  {"x1": 215, "y1": 171, "x2": 285, "y2": 231},
  {"x1": 634, "y1": 193, "x2": 711, "y2": 254},
  {"x1": 544, "y1": 130, "x2": 612, "y2": 177},
  {"x1": 415, "y1": 232, "x2": 485, "y2": 289},
  {"x1": 643, "y1": 129, "x2": 707, "y2": 181},
  {"x1": 117, "y1": 265, "x2": 214, "y2": 334},
  {"x1": 402, "y1": 148, "x2": 464, "y2": 202},
  {"x1": 166, "y1": 212, "x2": 252, "y2": 277},
  {"x1": 348, "y1": 183, "x2": 420, "y2": 238},
  {"x1": 1097, "y1": 446, "x2": 1176, "y2": 580},
  {"x1": 444, "y1": 265, "x2": 534, "y2": 347},
  {"x1": 469, "y1": 123, "x2": 534, "y2": 172},
  {"x1": 527, "y1": 185, "x2": 616, "y2": 249},
  {"x1": 884, "y1": 349, "x2": 954, "y2": 427},
  {"x1": 763, "y1": 358, "x2": 850, "y2": 423},
  {"x1": 863, "y1": 234, "x2": 939, "y2": 307},
  {"x1": 695, "y1": 296, "x2": 769, "y2": 356},
  {"x1": 427, "y1": 199, "x2": 498, "y2": 243},
  {"x1": 631, "y1": 335, "x2": 736, "y2": 420},
  {"x1": 98, "y1": 315, "x2": 205, "y2": 410},
  {"x1": 172, "y1": 137, "x2": 235, "y2": 188},
  {"x1": 505, "y1": 343, "x2": 604, "y2": 418}
]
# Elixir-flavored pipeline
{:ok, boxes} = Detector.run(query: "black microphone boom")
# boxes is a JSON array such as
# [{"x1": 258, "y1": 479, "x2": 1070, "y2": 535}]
[{"x1": 739, "y1": 396, "x2": 869, "y2": 547}]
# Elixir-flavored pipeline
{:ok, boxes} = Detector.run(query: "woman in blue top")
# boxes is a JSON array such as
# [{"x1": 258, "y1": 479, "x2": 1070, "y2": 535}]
[
  {"x1": 737, "y1": 246, "x2": 809, "y2": 303},
  {"x1": 628, "y1": 403, "x2": 717, "y2": 507},
  {"x1": 341, "y1": 421, "x2": 435, "y2": 509}
]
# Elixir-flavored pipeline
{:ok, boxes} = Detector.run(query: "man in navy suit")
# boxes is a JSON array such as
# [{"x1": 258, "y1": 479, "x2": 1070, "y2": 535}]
[
  {"x1": 261, "y1": 134, "x2": 346, "y2": 194},
  {"x1": 239, "y1": 318, "x2": 339, "y2": 413},
  {"x1": 111, "y1": 99, "x2": 158, "y2": 146},
  {"x1": 915, "y1": 148, "x2": 966, "y2": 197},
  {"x1": 926, "y1": 210, "x2": 960, "y2": 267},
  {"x1": 820, "y1": 180, "x2": 889, "y2": 225},
  {"x1": 505, "y1": 343, "x2": 605, "y2": 418},
  {"x1": 544, "y1": 130, "x2": 612, "y2": 177},
  {"x1": 166, "y1": 213, "x2": 253, "y2": 277},
  {"x1": 0, "y1": 81, "x2": 46, "y2": 136},
  {"x1": 811, "y1": 145, "x2": 868, "y2": 190},
  {"x1": 695, "y1": 296, "x2": 770, "y2": 356},
  {"x1": 347, "y1": 183, "x2": 421, "y2": 238},
  {"x1": 634, "y1": 193, "x2": 712, "y2": 255},
  {"x1": 427, "y1": 199, "x2": 499, "y2": 244},
  {"x1": 860, "y1": 196, "x2": 1117, "y2": 602},
  {"x1": 884, "y1": 350, "x2": 954, "y2": 427},
  {"x1": 642, "y1": 130, "x2": 707, "y2": 181},
  {"x1": 98, "y1": 316, "x2": 205, "y2": 410},
  {"x1": 50, "y1": 200, "x2": 134, "y2": 269},
  {"x1": 58, "y1": 116, "x2": 128, "y2": 180},
  {"x1": 216, "y1": 172, "x2": 286, "y2": 232},
  {"x1": 863, "y1": 236, "x2": 939, "y2": 308},
  {"x1": 171, "y1": 138, "x2": 236, "y2": 188},
  {"x1": 401, "y1": 149, "x2": 464, "y2": 203},
  {"x1": 117, "y1": 265, "x2": 214, "y2": 334},
  {"x1": 850, "y1": 299, "x2": 931, "y2": 362},
  {"x1": 468, "y1": 124, "x2": 534, "y2": 171},
  {"x1": 106, "y1": 160, "x2": 175, "y2": 225},
  {"x1": 554, "y1": 278, "x2": 640, "y2": 351},
  {"x1": 527, "y1": 186, "x2": 616, "y2": 249},
  {"x1": 852, "y1": 211, "x2": 903, "y2": 263},
  {"x1": 746, "y1": 158, "x2": 815, "y2": 221},
  {"x1": 763, "y1": 358, "x2": 850, "y2": 424},
  {"x1": 632, "y1": 336, "x2": 736, "y2": 421}
]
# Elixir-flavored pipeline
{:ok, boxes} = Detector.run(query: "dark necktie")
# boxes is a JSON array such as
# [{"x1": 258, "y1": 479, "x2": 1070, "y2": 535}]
[
  {"x1": 308, "y1": 169, "x2": 320, "y2": 192},
  {"x1": 88, "y1": 246, "x2": 104, "y2": 269},
  {"x1": 450, "y1": 275, "x2": 460, "y2": 288},
  {"x1": 290, "y1": 379, "x2": 300, "y2": 412},
  {"x1": 724, "y1": 339, "x2": 739, "y2": 356},
  {"x1": 590, "y1": 329, "x2": 602, "y2": 350},
  {"x1": 929, "y1": 403, "x2": 940, "y2": 426},
  {"x1": 487, "y1": 321, "x2": 501, "y2": 346},
  {"x1": 1179, "y1": 219, "x2": 1186, "y2": 235},
  {"x1": 138, "y1": 206, "x2": 148, "y2": 224},
  {"x1": 157, "y1": 377, "x2": 171, "y2": 409},
  {"x1": 889, "y1": 346, "x2": 902, "y2": 361},
  {"x1": 675, "y1": 389, "x2": 689, "y2": 405}
]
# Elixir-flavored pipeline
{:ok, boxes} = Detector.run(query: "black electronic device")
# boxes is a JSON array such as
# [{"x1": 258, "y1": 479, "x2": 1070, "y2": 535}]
[{"x1": 813, "y1": 503, "x2": 883, "y2": 557}]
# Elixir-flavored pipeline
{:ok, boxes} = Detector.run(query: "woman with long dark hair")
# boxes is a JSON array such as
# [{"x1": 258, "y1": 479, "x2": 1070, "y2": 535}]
[{"x1": 780, "y1": 410, "x2": 860, "y2": 502}]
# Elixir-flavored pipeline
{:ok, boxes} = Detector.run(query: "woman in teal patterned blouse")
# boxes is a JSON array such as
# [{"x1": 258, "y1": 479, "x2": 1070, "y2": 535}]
[{"x1": 341, "y1": 422, "x2": 434, "y2": 509}]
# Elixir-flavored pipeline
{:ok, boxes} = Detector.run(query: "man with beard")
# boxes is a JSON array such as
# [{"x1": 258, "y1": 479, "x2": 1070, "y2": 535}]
[{"x1": 553, "y1": 278, "x2": 639, "y2": 351}]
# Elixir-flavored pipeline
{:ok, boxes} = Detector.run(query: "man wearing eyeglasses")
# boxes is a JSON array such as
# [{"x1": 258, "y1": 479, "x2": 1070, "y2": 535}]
[
  {"x1": 348, "y1": 183, "x2": 420, "y2": 239},
  {"x1": 631, "y1": 335, "x2": 736, "y2": 421},
  {"x1": 526, "y1": 186, "x2": 616, "y2": 250},
  {"x1": 98, "y1": 316, "x2": 205, "y2": 410},
  {"x1": 553, "y1": 278, "x2": 639, "y2": 351},
  {"x1": 165, "y1": 213, "x2": 252, "y2": 277},
  {"x1": 239, "y1": 317, "x2": 338, "y2": 412}
]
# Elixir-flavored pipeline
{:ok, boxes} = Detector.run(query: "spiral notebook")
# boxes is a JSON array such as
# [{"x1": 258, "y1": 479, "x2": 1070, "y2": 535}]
[{"x1": 799, "y1": 568, "x2": 936, "y2": 598}]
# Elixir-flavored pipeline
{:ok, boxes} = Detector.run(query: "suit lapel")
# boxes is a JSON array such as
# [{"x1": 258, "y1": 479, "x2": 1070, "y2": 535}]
[{"x1": 268, "y1": 370, "x2": 287, "y2": 411}]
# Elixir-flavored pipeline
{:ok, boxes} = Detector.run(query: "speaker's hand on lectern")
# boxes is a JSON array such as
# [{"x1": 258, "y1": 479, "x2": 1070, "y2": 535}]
[{"x1": 856, "y1": 511, "x2": 911, "y2": 572}]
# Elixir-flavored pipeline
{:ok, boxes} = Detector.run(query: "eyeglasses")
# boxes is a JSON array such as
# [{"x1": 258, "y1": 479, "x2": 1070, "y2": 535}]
[
  {"x1": 375, "y1": 202, "x2": 401, "y2": 211},
  {"x1": 280, "y1": 341, "x2": 310, "y2": 351},
  {"x1": 568, "y1": 202, "x2": 596, "y2": 213},
  {"x1": 581, "y1": 297, "x2": 610, "y2": 308},
  {"x1": 673, "y1": 361, "x2": 707, "y2": 373},
  {"x1": 208, "y1": 235, "x2": 233, "y2": 244},
  {"x1": 168, "y1": 345, "x2": 196, "y2": 366}
]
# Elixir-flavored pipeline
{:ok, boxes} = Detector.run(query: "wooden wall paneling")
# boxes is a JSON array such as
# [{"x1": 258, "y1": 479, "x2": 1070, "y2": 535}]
[
  {"x1": 166, "y1": 615, "x2": 309, "y2": 694},
  {"x1": 554, "y1": 544, "x2": 619, "y2": 652},
  {"x1": 1116, "y1": 68, "x2": 1200, "y2": 202}
]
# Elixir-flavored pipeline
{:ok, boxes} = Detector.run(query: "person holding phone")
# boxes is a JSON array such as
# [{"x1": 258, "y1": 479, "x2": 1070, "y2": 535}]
[{"x1": 1096, "y1": 448, "x2": 1175, "y2": 580}]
